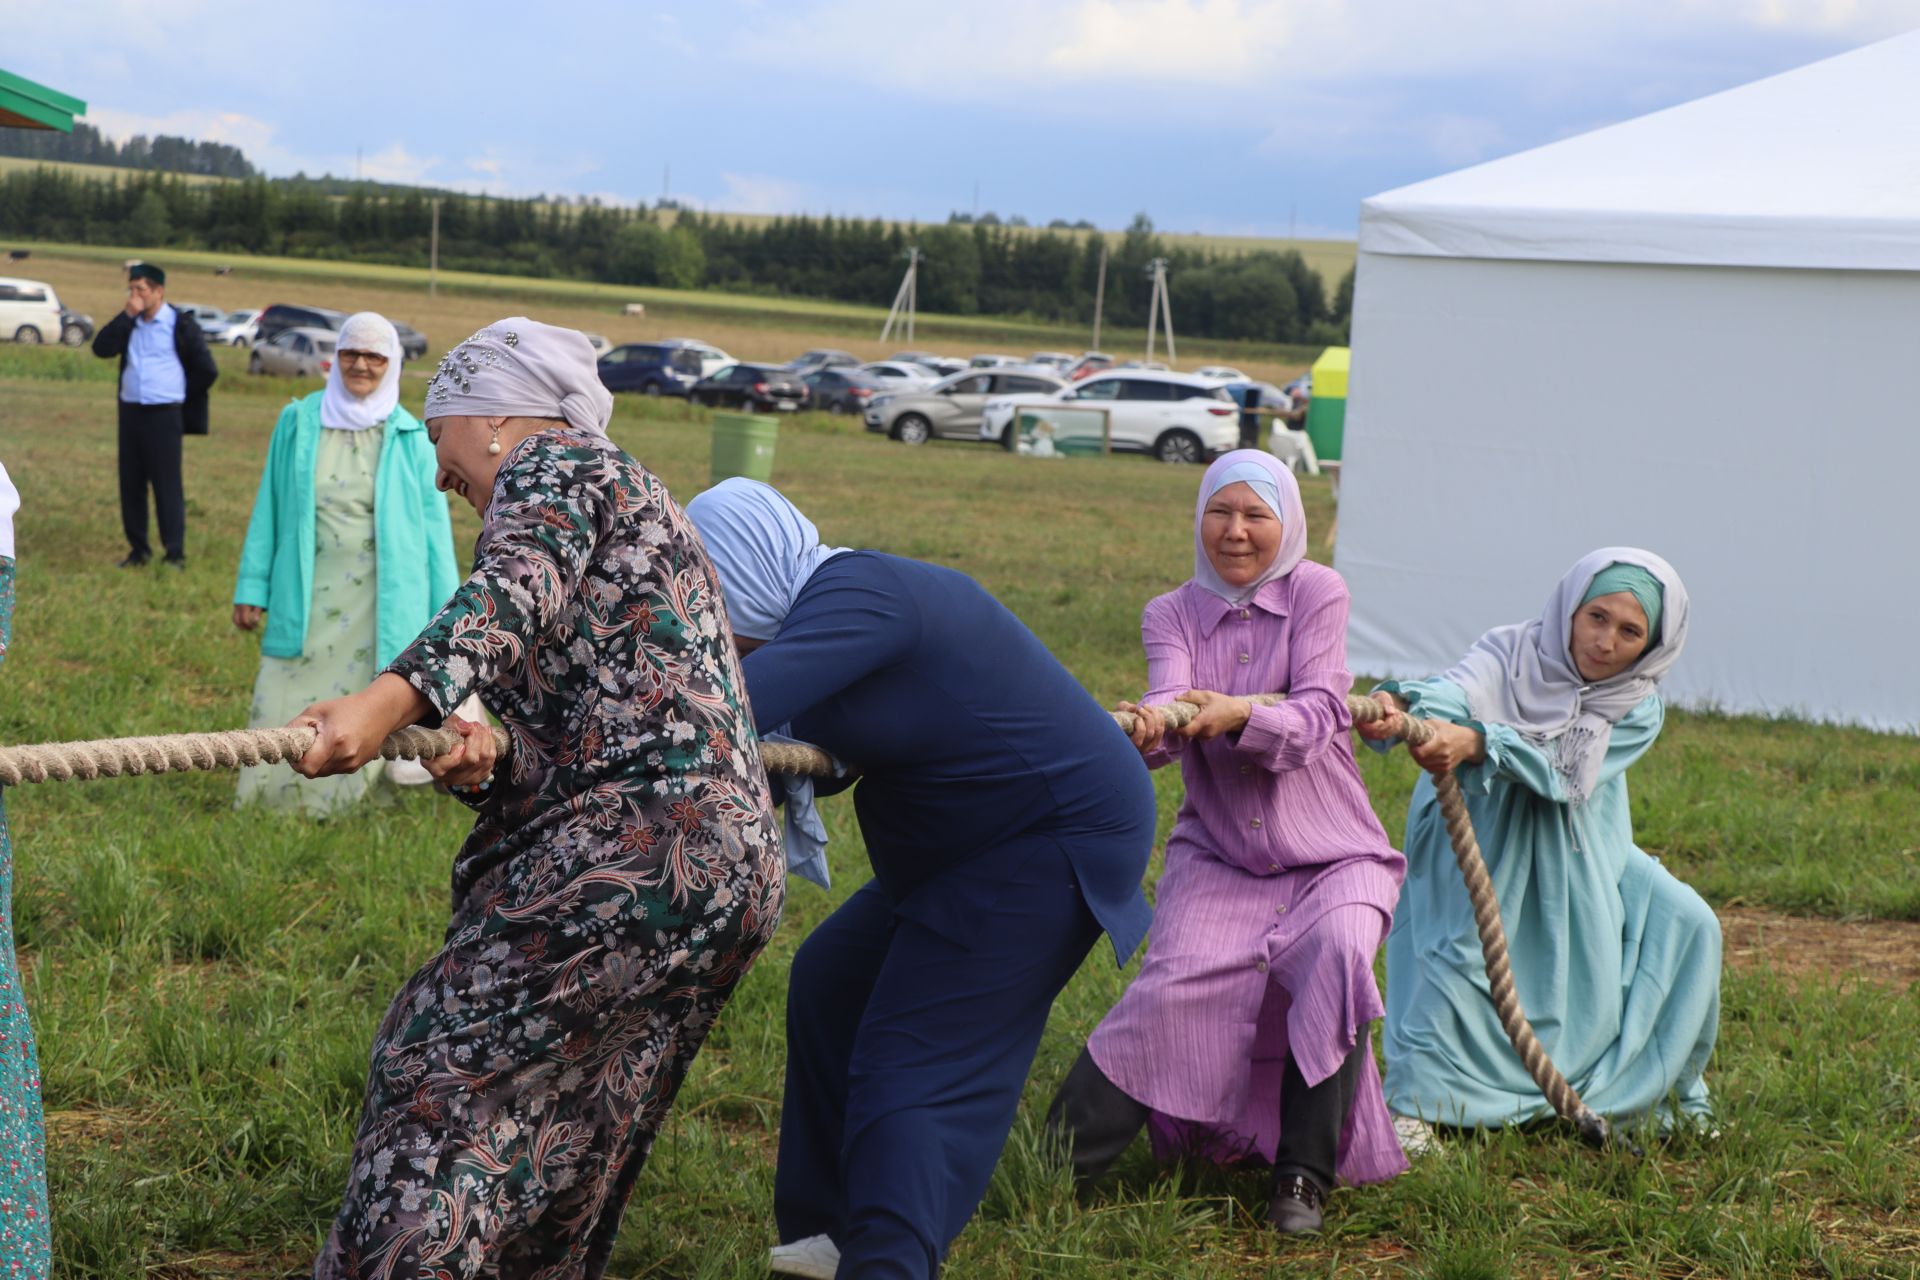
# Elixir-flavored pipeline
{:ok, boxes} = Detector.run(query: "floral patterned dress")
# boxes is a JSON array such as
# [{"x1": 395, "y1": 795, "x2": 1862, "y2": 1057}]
[
  {"x1": 237, "y1": 425, "x2": 400, "y2": 816},
  {"x1": 0, "y1": 547, "x2": 52, "y2": 1276},
  {"x1": 313, "y1": 431, "x2": 783, "y2": 1280}
]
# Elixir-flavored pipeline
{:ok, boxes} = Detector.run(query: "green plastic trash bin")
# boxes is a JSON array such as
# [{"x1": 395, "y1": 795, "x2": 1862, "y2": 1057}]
[{"x1": 710, "y1": 412, "x2": 779, "y2": 486}]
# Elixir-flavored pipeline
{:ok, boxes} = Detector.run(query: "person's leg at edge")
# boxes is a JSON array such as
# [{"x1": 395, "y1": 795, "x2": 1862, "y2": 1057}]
[
  {"x1": 1044, "y1": 1046, "x2": 1150, "y2": 1184},
  {"x1": 774, "y1": 881, "x2": 896, "y2": 1248},
  {"x1": 836, "y1": 845, "x2": 1102, "y2": 1279},
  {"x1": 116, "y1": 401, "x2": 151, "y2": 562},
  {"x1": 147, "y1": 403, "x2": 186, "y2": 562}
]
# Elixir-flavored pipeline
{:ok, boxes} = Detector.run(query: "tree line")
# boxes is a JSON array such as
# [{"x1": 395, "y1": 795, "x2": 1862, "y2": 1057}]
[
  {"x1": 0, "y1": 166, "x2": 1352, "y2": 344},
  {"x1": 0, "y1": 122, "x2": 257, "y2": 180}
]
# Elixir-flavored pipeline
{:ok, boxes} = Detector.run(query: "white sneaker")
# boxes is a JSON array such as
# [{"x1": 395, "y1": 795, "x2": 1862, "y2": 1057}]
[
  {"x1": 769, "y1": 1234, "x2": 840, "y2": 1279},
  {"x1": 1393, "y1": 1113, "x2": 1439, "y2": 1158}
]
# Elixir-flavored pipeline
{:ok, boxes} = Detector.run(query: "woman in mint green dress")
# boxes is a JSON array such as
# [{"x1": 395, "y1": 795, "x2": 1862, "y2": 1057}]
[
  {"x1": 232, "y1": 312, "x2": 461, "y2": 817},
  {"x1": 1360, "y1": 548, "x2": 1720, "y2": 1143},
  {"x1": 0, "y1": 460, "x2": 50, "y2": 1275}
]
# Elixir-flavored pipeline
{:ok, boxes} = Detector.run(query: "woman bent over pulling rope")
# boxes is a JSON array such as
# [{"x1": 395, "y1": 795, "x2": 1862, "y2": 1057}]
[{"x1": 292, "y1": 320, "x2": 782, "y2": 1279}]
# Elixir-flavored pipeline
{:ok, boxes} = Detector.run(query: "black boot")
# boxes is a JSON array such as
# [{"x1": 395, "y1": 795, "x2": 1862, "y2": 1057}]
[
  {"x1": 1266, "y1": 1044, "x2": 1365, "y2": 1234},
  {"x1": 1044, "y1": 1047, "x2": 1151, "y2": 1185}
]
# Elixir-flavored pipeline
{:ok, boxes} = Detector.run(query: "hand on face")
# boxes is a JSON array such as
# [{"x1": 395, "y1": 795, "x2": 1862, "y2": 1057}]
[
  {"x1": 125, "y1": 278, "x2": 161, "y2": 319},
  {"x1": 1569, "y1": 592, "x2": 1651, "y2": 683},
  {"x1": 1201, "y1": 482, "x2": 1282, "y2": 590}
]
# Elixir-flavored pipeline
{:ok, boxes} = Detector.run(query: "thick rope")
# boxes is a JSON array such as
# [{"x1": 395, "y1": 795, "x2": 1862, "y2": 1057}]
[{"x1": 0, "y1": 694, "x2": 1612, "y2": 1147}]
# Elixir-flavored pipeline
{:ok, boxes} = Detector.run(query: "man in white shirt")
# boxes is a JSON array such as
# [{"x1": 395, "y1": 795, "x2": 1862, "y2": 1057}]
[{"x1": 90, "y1": 262, "x2": 218, "y2": 568}]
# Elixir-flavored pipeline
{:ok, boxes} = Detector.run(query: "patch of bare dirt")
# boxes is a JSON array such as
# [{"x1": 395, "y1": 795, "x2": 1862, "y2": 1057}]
[{"x1": 1719, "y1": 908, "x2": 1920, "y2": 990}]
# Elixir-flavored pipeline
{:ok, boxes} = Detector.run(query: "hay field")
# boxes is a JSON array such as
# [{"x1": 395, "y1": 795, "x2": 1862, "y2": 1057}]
[{"x1": 0, "y1": 347, "x2": 1915, "y2": 1276}]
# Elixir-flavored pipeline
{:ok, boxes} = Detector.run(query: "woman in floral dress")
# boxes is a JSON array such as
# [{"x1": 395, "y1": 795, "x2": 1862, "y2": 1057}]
[
  {"x1": 0, "y1": 461, "x2": 50, "y2": 1277},
  {"x1": 292, "y1": 320, "x2": 783, "y2": 1279}
]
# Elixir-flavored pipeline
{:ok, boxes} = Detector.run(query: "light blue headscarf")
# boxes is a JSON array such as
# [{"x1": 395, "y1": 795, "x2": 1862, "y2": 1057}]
[{"x1": 685, "y1": 478, "x2": 853, "y2": 889}]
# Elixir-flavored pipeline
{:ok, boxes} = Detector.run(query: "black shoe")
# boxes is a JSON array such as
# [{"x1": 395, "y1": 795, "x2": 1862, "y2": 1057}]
[
  {"x1": 1265, "y1": 1175, "x2": 1326, "y2": 1234},
  {"x1": 161, "y1": 556, "x2": 186, "y2": 570},
  {"x1": 117, "y1": 553, "x2": 151, "y2": 568}
]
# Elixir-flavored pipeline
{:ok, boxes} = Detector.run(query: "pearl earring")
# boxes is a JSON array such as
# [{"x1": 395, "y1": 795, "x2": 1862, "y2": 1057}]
[{"x1": 487, "y1": 426, "x2": 502, "y2": 456}]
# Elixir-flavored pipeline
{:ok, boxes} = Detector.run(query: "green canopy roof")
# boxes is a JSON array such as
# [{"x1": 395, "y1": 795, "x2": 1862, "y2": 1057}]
[{"x1": 0, "y1": 67, "x2": 86, "y2": 133}]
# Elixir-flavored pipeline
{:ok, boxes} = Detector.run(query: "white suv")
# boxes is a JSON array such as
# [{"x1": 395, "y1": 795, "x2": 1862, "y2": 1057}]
[
  {"x1": 979, "y1": 370, "x2": 1240, "y2": 463},
  {"x1": 0, "y1": 277, "x2": 64, "y2": 344}
]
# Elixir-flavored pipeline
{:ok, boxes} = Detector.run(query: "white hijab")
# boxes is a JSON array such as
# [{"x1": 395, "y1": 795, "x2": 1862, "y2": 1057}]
[
  {"x1": 319, "y1": 312, "x2": 402, "y2": 431},
  {"x1": 1444, "y1": 547, "x2": 1690, "y2": 806}
]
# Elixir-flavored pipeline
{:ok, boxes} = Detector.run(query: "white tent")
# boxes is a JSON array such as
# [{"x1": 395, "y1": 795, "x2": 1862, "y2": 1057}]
[{"x1": 1337, "y1": 32, "x2": 1920, "y2": 729}]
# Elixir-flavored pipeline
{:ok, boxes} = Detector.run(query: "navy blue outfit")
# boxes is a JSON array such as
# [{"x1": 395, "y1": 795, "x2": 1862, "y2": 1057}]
[{"x1": 742, "y1": 552, "x2": 1155, "y2": 1278}]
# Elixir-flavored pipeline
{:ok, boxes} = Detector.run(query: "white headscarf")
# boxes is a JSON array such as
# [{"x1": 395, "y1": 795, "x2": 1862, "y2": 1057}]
[
  {"x1": 1192, "y1": 449, "x2": 1308, "y2": 603},
  {"x1": 1444, "y1": 546, "x2": 1690, "y2": 806},
  {"x1": 0, "y1": 460, "x2": 17, "y2": 561},
  {"x1": 424, "y1": 317, "x2": 614, "y2": 437},
  {"x1": 319, "y1": 312, "x2": 403, "y2": 432},
  {"x1": 684, "y1": 478, "x2": 854, "y2": 890}
]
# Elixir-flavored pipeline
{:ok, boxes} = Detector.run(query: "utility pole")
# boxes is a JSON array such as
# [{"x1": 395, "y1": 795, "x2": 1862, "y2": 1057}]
[
  {"x1": 1144, "y1": 257, "x2": 1175, "y2": 364},
  {"x1": 429, "y1": 198, "x2": 441, "y2": 298},
  {"x1": 1090, "y1": 239, "x2": 1108, "y2": 351},
  {"x1": 879, "y1": 247, "x2": 922, "y2": 344}
]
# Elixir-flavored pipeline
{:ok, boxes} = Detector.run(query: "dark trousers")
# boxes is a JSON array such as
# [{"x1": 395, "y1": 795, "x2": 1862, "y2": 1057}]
[
  {"x1": 776, "y1": 846, "x2": 1102, "y2": 1279},
  {"x1": 117, "y1": 400, "x2": 185, "y2": 560},
  {"x1": 1046, "y1": 1039, "x2": 1366, "y2": 1196}
]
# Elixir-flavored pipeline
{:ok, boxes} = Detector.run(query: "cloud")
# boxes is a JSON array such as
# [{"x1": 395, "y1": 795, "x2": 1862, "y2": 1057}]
[
  {"x1": 713, "y1": 172, "x2": 812, "y2": 215},
  {"x1": 1043, "y1": 0, "x2": 1301, "y2": 80}
]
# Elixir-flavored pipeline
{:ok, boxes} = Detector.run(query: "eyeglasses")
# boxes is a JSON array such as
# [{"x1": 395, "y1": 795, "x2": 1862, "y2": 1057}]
[{"x1": 338, "y1": 351, "x2": 390, "y2": 369}]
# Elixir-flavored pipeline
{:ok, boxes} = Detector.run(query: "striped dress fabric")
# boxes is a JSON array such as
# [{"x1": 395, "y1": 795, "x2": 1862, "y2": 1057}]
[{"x1": 1086, "y1": 562, "x2": 1410, "y2": 1185}]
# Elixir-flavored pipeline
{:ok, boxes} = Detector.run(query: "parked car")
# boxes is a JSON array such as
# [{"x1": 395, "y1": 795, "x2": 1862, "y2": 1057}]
[
  {"x1": 248, "y1": 326, "x2": 336, "y2": 378},
  {"x1": 255, "y1": 303, "x2": 347, "y2": 346},
  {"x1": 968, "y1": 353, "x2": 1020, "y2": 368},
  {"x1": 659, "y1": 337, "x2": 733, "y2": 377},
  {"x1": 854, "y1": 360, "x2": 939, "y2": 390},
  {"x1": 784, "y1": 348, "x2": 859, "y2": 375},
  {"x1": 1028, "y1": 351, "x2": 1076, "y2": 374},
  {"x1": 392, "y1": 321, "x2": 429, "y2": 361},
  {"x1": 597, "y1": 342, "x2": 708, "y2": 397},
  {"x1": 59, "y1": 306, "x2": 94, "y2": 346},
  {"x1": 867, "y1": 368, "x2": 1065, "y2": 445},
  {"x1": 0, "y1": 276, "x2": 63, "y2": 343},
  {"x1": 690, "y1": 363, "x2": 811, "y2": 412},
  {"x1": 175, "y1": 302, "x2": 226, "y2": 331},
  {"x1": 583, "y1": 333, "x2": 612, "y2": 356},
  {"x1": 979, "y1": 370, "x2": 1238, "y2": 463},
  {"x1": 804, "y1": 367, "x2": 887, "y2": 414},
  {"x1": 1194, "y1": 364, "x2": 1247, "y2": 381},
  {"x1": 887, "y1": 351, "x2": 966, "y2": 377},
  {"x1": 207, "y1": 307, "x2": 262, "y2": 347},
  {"x1": 1065, "y1": 351, "x2": 1114, "y2": 380}
]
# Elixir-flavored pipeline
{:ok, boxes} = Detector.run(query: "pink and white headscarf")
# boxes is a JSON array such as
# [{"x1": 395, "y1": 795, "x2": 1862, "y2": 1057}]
[{"x1": 423, "y1": 317, "x2": 614, "y2": 437}]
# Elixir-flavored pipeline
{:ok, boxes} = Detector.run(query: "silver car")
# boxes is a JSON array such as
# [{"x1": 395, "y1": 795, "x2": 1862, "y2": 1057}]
[
  {"x1": 248, "y1": 325, "x2": 337, "y2": 378},
  {"x1": 866, "y1": 367, "x2": 1065, "y2": 445}
]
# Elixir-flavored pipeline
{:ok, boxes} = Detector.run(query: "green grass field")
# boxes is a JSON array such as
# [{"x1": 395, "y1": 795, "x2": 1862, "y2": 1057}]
[{"x1": 0, "y1": 345, "x2": 1916, "y2": 1277}]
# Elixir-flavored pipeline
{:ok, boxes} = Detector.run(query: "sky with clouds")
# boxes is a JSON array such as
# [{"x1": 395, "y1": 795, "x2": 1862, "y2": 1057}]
[{"x1": 11, "y1": 0, "x2": 1920, "y2": 238}]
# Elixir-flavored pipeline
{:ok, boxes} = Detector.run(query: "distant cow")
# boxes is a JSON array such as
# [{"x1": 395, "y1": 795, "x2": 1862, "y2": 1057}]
[
  {"x1": 6, "y1": 250, "x2": 27, "y2": 263},
  {"x1": 215, "y1": 265, "x2": 233, "y2": 277},
  {"x1": 623, "y1": 302, "x2": 646, "y2": 317}
]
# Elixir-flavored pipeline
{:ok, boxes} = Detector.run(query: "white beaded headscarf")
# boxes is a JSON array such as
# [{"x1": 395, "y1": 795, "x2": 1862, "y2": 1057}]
[{"x1": 423, "y1": 317, "x2": 614, "y2": 438}]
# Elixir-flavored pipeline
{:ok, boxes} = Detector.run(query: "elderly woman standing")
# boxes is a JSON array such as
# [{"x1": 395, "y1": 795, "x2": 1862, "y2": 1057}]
[
  {"x1": 1358, "y1": 549, "x2": 1719, "y2": 1144},
  {"x1": 291, "y1": 320, "x2": 782, "y2": 1279},
  {"x1": 0, "y1": 461, "x2": 50, "y2": 1278},
  {"x1": 232, "y1": 312, "x2": 461, "y2": 815},
  {"x1": 1044, "y1": 451, "x2": 1407, "y2": 1234},
  {"x1": 685, "y1": 479, "x2": 1156, "y2": 1280}
]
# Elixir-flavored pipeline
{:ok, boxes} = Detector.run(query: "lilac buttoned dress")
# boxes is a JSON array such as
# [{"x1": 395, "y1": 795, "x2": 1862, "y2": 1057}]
[{"x1": 1086, "y1": 561, "x2": 1409, "y2": 1185}]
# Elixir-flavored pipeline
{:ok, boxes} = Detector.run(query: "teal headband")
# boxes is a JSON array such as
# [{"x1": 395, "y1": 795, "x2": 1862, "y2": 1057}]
[{"x1": 1582, "y1": 562, "x2": 1663, "y2": 640}]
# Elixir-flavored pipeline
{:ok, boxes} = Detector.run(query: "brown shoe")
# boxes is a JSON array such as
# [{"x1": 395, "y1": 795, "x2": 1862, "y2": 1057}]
[{"x1": 1266, "y1": 1175, "x2": 1326, "y2": 1234}]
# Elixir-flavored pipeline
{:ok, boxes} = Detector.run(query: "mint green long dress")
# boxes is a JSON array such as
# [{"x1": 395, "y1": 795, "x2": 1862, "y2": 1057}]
[
  {"x1": 0, "y1": 550, "x2": 52, "y2": 1274},
  {"x1": 235, "y1": 426, "x2": 400, "y2": 817},
  {"x1": 1377, "y1": 678, "x2": 1721, "y2": 1129}
]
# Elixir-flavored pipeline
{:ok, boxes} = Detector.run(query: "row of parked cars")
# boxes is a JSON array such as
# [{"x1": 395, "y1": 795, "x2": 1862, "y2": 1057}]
[
  {"x1": 159, "y1": 303, "x2": 434, "y2": 378},
  {"x1": 593, "y1": 338, "x2": 1306, "y2": 464},
  {"x1": 0, "y1": 275, "x2": 94, "y2": 346}
]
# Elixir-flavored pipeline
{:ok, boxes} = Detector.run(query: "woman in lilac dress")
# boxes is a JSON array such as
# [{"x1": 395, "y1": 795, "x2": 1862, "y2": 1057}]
[{"x1": 1046, "y1": 450, "x2": 1407, "y2": 1234}]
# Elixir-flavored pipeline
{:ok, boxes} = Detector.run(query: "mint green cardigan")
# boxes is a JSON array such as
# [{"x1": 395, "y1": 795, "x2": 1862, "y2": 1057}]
[{"x1": 233, "y1": 392, "x2": 460, "y2": 667}]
